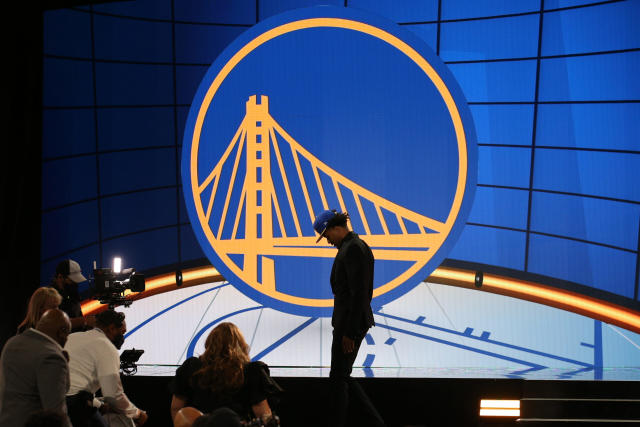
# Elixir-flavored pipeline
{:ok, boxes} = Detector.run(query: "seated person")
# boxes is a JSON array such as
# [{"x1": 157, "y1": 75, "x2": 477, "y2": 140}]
[
  {"x1": 17, "y1": 287, "x2": 63, "y2": 333},
  {"x1": 0, "y1": 309, "x2": 72, "y2": 427},
  {"x1": 170, "y1": 323, "x2": 282, "y2": 425},
  {"x1": 65, "y1": 309, "x2": 147, "y2": 427}
]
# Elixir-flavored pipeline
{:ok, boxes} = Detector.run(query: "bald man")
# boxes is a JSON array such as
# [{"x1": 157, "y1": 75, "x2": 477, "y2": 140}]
[{"x1": 0, "y1": 309, "x2": 72, "y2": 427}]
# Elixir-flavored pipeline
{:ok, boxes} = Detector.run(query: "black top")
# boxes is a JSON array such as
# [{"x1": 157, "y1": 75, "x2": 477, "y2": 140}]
[
  {"x1": 330, "y1": 232, "x2": 375, "y2": 339},
  {"x1": 50, "y1": 284, "x2": 82, "y2": 318},
  {"x1": 170, "y1": 357, "x2": 282, "y2": 418}
]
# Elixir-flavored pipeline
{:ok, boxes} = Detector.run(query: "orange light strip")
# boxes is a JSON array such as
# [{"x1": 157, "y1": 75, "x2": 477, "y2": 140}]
[
  {"x1": 80, "y1": 266, "x2": 222, "y2": 315},
  {"x1": 479, "y1": 409, "x2": 520, "y2": 417},
  {"x1": 479, "y1": 399, "x2": 520, "y2": 417},
  {"x1": 430, "y1": 267, "x2": 640, "y2": 334},
  {"x1": 480, "y1": 400, "x2": 520, "y2": 409},
  {"x1": 80, "y1": 265, "x2": 640, "y2": 335}
]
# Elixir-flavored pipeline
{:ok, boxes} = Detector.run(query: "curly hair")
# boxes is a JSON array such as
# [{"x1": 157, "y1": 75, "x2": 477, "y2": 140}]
[
  {"x1": 326, "y1": 210, "x2": 350, "y2": 229},
  {"x1": 193, "y1": 322, "x2": 251, "y2": 393},
  {"x1": 18, "y1": 287, "x2": 62, "y2": 332}
]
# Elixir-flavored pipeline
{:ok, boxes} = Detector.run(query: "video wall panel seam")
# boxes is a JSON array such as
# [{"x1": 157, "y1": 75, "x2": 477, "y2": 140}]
[
  {"x1": 523, "y1": 0, "x2": 544, "y2": 273},
  {"x1": 43, "y1": 47, "x2": 640, "y2": 68},
  {"x1": 397, "y1": 0, "x2": 625, "y2": 25},
  {"x1": 41, "y1": 222, "x2": 193, "y2": 264},
  {"x1": 44, "y1": 53, "x2": 211, "y2": 68},
  {"x1": 69, "y1": 7, "x2": 253, "y2": 27},
  {"x1": 89, "y1": 4, "x2": 103, "y2": 268},
  {"x1": 477, "y1": 144, "x2": 640, "y2": 155},
  {"x1": 257, "y1": 0, "x2": 261, "y2": 23},
  {"x1": 464, "y1": 220, "x2": 637, "y2": 254},
  {"x1": 444, "y1": 47, "x2": 640, "y2": 64},
  {"x1": 170, "y1": 0, "x2": 182, "y2": 266},
  {"x1": 469, "y1": 100, "x2": 640, "y2": 104},
  {"x1": 436, "y1": 0, "x2": 442, "y2": 55},
  {"x1": 43, "y1": 145, "x2": 177, "y2": 162},
  {"x1": 43, "y1": 104, "x2": 191, "y2": 109},
  {"x1": 41, "y1": 184, "x2": 183, "y2": 213},
  {"x1": 43, "y1": 101, "x2": 640, "y2": 108},
  {"x1": 476, "y1": 184, "x2": 640, "y2": 206}
]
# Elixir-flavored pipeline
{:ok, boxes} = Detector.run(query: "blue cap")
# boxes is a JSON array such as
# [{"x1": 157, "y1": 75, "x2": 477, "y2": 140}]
[{"x1": 313, "y1": 210, "x2": 338, "y2": 243}]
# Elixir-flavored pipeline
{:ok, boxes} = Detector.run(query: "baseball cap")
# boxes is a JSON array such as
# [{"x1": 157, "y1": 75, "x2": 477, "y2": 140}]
[
  {"x1": 313, "y1": 209, "x2": 338, "y2": 243},
  {"x1": 55, "y1": 259, "x2": 87, "y2": 283}
]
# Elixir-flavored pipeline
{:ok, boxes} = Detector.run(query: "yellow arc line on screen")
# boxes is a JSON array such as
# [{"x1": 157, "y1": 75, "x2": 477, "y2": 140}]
[{"x1": 80, "y1": 265, "x2": 640, "y2": 335}]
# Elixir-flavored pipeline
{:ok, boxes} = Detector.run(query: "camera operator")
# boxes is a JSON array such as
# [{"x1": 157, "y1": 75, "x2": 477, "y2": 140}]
[
  {"x1": 65, "y1": 309, "x2": 147, "y2": 427},
  {"x1": 51, "y1": 259, "x2": 95, "y2": 332}
]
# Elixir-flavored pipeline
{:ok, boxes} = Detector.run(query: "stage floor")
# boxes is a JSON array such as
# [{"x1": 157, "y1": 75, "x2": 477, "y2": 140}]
[{"x1": 118, "y1": 281, "x2": 640, "y2": 383}]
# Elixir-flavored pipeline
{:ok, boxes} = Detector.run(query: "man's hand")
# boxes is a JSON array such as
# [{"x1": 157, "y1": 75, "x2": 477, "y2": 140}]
[
  {"x1": 135, "y1": 410, "x2": 148, "y2": 426},
  {"x1": 342, "y1": 336, "x2": 355, "y2": 354}
]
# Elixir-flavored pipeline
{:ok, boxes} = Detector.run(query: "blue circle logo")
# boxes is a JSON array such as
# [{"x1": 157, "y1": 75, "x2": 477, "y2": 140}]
[{"x1": 182, "y1": 6, "x2": 477, "y2": 317}]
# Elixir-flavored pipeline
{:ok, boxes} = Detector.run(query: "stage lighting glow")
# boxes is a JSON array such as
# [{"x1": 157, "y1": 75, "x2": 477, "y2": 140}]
[
  {"x1": 113, "y1": 257, "x2": 122, "y2": 274},
  {"x1": 80, "y1": 266, "x2": 222, "y2": 315},
  {"x1": 81, "y1": 264, "x2": 640, "y2": 335},
  {"x1": 480, "y1": 399, "x2": 520, "y2": 417},
  {"x1": 430, "y1": 267, "x2": 640, "y2": 334}
]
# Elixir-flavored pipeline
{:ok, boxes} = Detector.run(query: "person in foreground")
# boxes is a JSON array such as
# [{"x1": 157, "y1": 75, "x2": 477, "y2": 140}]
[
  {"x1": 0, "y1": 308, "x2": 72, "y2": 427},
  {"x1": 65, "y1": 309, "x2": 147, "y2": 426},
  {"x1": 313, "y1": 209, "x2": 385, "y2": 427},
  {"x1": 17, "y1": 286, "x2": 63, "y2": 333},
  {"x1": 170, "y1": 322, "x2": 282, "y2": 426}
]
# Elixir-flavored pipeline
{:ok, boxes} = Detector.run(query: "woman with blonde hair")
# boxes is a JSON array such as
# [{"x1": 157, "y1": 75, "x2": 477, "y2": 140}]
[
  {"x1": 170, "y1": 322, "x2": 281, "y2": 425},
  {"x1": 17, "y1": 287, "x2": 63, "y2": 333}
]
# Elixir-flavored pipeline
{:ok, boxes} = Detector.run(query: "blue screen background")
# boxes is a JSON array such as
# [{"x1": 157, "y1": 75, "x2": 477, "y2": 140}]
[{"x1": 41, "y1": 0, "x2": 639, "y2": 308}]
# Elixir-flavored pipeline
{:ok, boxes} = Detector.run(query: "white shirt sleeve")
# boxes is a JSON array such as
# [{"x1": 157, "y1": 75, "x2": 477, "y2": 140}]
[{"x1": 96, "y1": 343, "x2": 140, "y2": 418}]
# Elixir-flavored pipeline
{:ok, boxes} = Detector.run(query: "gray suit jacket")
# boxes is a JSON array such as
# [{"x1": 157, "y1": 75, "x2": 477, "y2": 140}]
[{"x1": 0, "y1": 329, "x2": 71, "y2": 427}]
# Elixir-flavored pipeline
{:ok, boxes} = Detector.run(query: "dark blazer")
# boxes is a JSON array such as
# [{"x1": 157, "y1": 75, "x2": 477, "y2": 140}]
[
  {"x1": 0, "y1": 329, "x2": 71, "y2": 427},
  {"x1": 330, "y1": 232, "x2": 375, "y2": 338}
]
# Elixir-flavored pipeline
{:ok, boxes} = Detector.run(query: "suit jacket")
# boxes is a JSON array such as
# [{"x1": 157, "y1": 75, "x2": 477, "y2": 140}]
[
  {"x1": 0, "y1": 329, "x2": 71, "y2": 427},
  {"x1": 330, "y1": 232, "x2": 375, "y2": 338}
]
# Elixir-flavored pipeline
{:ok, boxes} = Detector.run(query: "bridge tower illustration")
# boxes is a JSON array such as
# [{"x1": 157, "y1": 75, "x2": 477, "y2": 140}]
[{"x1": 196, "y1": 95, "x2": 450, "y2": 295}]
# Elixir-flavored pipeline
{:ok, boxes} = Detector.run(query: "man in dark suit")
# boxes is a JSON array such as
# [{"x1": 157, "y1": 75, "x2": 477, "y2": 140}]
[
  {"x1": 313, "y1": 210, "x2": 385, "y2": 427},
  {"x1": 0, "y1": 308, "x2": 72, "y2": 427}
]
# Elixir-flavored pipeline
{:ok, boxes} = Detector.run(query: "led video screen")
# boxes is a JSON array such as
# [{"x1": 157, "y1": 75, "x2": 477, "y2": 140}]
[{"x1": 41, "y1": 0, "x2": 639, "y2": 377}]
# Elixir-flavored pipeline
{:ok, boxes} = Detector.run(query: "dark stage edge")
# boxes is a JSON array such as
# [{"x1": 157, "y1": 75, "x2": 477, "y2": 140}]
[{"x1": 121, "y1": 369, "x2": 640, "y2": 427}]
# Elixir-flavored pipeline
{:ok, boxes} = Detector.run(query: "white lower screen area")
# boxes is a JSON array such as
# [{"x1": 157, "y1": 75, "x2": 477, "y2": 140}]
[{"x1": 114, "y1": 281, "x2": 640, "y2": 379}]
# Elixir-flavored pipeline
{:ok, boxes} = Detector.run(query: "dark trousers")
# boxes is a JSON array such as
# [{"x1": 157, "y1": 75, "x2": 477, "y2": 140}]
[
  {"x1": 329, "y1": 330, "x2": 385, "y2": 427},
  {"x1": 66, "y1": 392, "x2": 107, "y2": 427}
]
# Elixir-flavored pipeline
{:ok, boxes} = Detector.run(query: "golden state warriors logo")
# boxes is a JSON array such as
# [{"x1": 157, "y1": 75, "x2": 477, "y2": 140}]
[{"x1": 182, "y1": 7, "x2": 477, "y2": 316}]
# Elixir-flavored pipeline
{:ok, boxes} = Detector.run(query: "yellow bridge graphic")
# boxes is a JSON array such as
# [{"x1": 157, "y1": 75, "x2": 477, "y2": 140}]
[{"x1": 195, "y1": 95, "x2": 451, "y2": 304}]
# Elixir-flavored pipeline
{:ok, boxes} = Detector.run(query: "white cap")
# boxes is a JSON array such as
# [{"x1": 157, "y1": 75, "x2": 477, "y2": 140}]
[{"x1": 57, "y1": 259, "x2": 87, "y2": 283}]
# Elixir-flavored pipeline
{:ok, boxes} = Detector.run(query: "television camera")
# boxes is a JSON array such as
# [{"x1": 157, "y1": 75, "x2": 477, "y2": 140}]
[{"x1": 91, "y1": 258, "x2": 145, "y2": 308}]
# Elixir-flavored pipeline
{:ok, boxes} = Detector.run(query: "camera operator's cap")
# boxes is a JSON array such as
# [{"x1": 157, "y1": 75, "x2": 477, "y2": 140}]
[
  {"x1": 56, "y1": 259, "x2": 87, "y2": 283},
  {"x1": 313, "y1": 209, "x2": 338, "y2": 243}
]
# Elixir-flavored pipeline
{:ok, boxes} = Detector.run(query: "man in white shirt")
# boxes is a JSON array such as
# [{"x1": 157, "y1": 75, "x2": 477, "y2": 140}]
[
  {"x1": 65, "y1": 309, "x2": 147, "y2": 426},
  {"x1": 0, "y1": 309, "x2": 72, "y2": 427}
]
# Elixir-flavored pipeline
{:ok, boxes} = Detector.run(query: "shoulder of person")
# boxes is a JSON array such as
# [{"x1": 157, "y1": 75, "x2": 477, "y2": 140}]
[
  {"x1": 245, "y1": 360, "x2": 270, "y2": 376},
  {"x1": 25, "y1": 329, "x2": 59, "y2": 349},
  {"x1": 182, "y1": 356, "x2": 202, "y2": 369},
  {"x1": 176, "y1": 356, "x2": 202, "y2": 375},
  {"x1": 346, "y1": 238, "x2": 367, "y2": 255}
]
